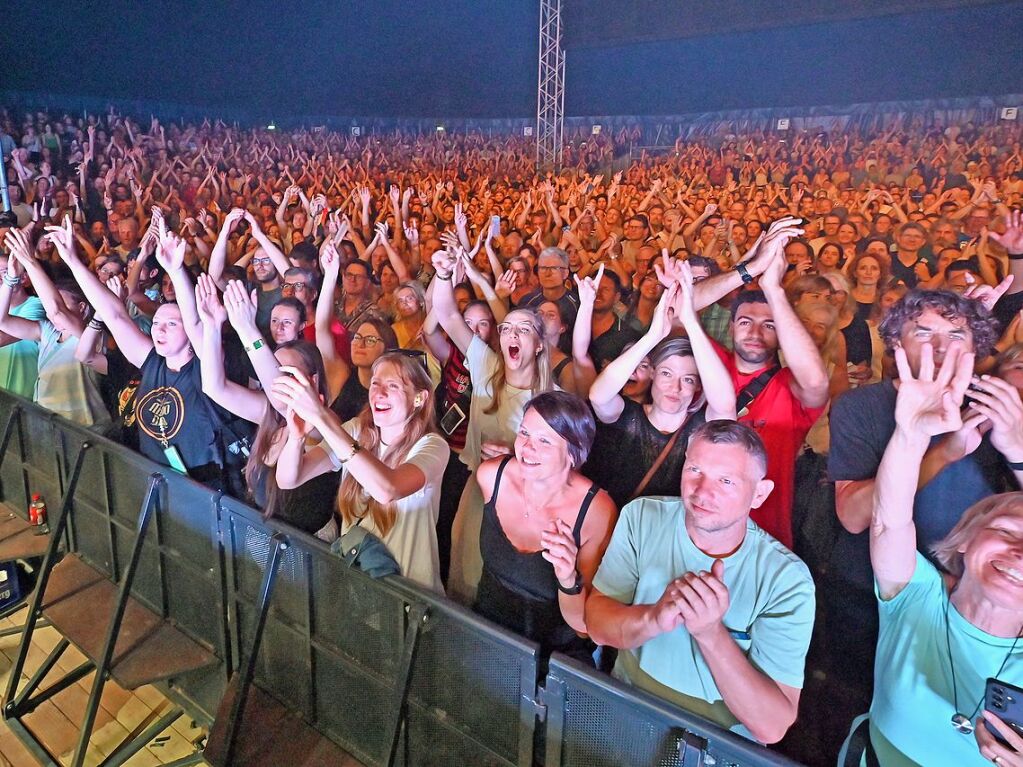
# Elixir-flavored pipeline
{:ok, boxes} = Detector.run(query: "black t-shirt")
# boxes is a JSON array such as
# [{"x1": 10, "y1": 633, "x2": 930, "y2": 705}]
[
  {"x1": 583, "y1": 398, "x2": 705, "y2": 508},
  {"x1": 135, "y1": 349, "x2": 224, "y2": 483},
  {"x1": 890, "y1": 253, "x2": 931, "y2": 288},
  {"x1": 589, "y1": 319, "x2": 642, "y2": 370},
  {"x1": 828, "y1": 381, "x2": 1014, "y2": 590}
]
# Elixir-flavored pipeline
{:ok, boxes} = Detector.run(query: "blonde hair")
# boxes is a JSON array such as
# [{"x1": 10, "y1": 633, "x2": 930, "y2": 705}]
[
  {"x1": 931, "y1": 492, "x2": 1023, "y2": 577},
  {"x1": 796, "y1": 300, "x2": 841, "y2": 365},
  {"x1": 484, "y1": 308, "x2": 552, "y2": 415},
  {"x1": 335, "y1": 353, "x2": 438, "y2": 537}
]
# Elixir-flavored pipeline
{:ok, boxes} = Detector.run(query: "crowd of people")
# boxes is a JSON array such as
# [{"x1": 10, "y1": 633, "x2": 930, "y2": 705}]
[{"x1": 3, "y1": 105, "x2": 1023, "y2": 765}]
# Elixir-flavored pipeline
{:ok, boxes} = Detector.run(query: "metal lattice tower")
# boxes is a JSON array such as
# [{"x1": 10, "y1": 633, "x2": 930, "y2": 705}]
[{"x1": 536, "y1": 0, "x2": 564, "y2": 171}]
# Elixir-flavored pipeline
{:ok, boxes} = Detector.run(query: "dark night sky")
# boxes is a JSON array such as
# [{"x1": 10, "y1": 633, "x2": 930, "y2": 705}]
[{"x1": 4, "y1": 1, "x2": 1023, "y2": 119}]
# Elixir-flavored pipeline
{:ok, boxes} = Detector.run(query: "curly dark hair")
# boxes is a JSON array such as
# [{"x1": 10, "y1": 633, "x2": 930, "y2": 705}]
[{"x1": 878, "y1": 289, "x2": 1000, "y2": 358}]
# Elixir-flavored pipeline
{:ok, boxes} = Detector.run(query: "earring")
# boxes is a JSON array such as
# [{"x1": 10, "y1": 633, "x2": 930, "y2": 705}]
[{"x1": 413, "y1": 394, "x2": 424, "y2": 408}]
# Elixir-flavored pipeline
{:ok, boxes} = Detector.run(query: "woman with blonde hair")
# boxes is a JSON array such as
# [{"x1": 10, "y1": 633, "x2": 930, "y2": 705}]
[
  {"x1": 431, "y1": 247, "x2": 553, "y2": 601},
  {"x1": 823, "y1": 271, "x2": 883, "y2": 388},
  {"x1": 273, "y1": 352, "x2": 449, "y2": 591}
]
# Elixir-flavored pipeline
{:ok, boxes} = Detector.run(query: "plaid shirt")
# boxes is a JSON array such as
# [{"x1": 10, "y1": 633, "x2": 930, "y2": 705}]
[{"x1": 700, "y1": 303, "x2": 732, "y2": 349}]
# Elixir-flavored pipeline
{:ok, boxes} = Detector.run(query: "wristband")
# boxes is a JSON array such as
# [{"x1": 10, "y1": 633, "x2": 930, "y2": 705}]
[
  {"x1": 243, "y1": 338, "x2": 265, "y2": 354},
  {"x1": 338, "y1": 441, "x2": 362, "y2": 464},
  {"x1": 1009, "y1": 253, "x2": 1023, "y2": 262},
  {"x1": 735, "y1": 263, "x2": 754, "y2": 285},
  {"x1": 88, "y1": 319, "x2": 105, "y2": 331},
  {"x1": 2, "y1": 275, "x2": 20, "y2": 288},
  {"x1": 1007, "y1": 459, "x2": 1023, "y2": 471},
  {"x1": 557, "y1": 571, "x2": 584, "y2": 596},
  {"x1": 436, "y1": 272, "x2": 452, "y2": 281}
]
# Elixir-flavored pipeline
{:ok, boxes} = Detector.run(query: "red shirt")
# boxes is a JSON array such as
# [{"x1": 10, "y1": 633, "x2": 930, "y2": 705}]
[
  {"x1": 302, "y1": 319, "x2": 351, "y2": 364},
  {"x1": 713, "y1": 341, "x2": 825, "y2": 549}
]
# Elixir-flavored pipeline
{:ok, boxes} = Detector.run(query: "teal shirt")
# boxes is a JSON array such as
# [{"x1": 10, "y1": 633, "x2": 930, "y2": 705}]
[
  {"x1": 0, "y1": 297, "x2": 45, "y2": 398},
  {"x1": 866, "y1": 553, "x2": 1023, "y2": 766},
  {"x1": 592, "y1": 496, "x2": 815, "y2": 739}
]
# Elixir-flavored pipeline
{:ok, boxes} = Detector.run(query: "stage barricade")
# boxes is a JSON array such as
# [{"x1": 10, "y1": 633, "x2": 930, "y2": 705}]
[
  {"x1": 0, "y1": 394, "x2": 802, "y2": 767},
  {"x1": 543, "y1": 653, "x2": 801, "y2": 767}
]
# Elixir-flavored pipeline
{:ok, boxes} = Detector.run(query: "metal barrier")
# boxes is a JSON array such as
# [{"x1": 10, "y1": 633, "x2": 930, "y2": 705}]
[
  {"x1": 0, "y1": 394, "x2": 803, "y2": 767},
  {"x1": 544, "y1": 654, "x2": 799, "y2": 767}
]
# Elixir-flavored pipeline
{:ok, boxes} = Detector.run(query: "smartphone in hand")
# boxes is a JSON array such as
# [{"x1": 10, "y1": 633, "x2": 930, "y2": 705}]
[{"x1": 986, "y1": 678, "x2": 1023, "y2": 747}]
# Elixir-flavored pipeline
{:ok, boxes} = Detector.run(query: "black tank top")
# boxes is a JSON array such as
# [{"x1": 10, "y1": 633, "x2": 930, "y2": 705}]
[
  {"x1": 474, "y1": 456, "x2": 597, "y2": 663},
  {"x1": 330, "y1": 372, "x2": 368, "y2": 422}
]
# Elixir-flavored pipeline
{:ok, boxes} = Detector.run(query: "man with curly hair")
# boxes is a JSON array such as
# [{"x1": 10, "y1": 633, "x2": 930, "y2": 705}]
[{"x1": 824, "y1": 289, "x2": 1014, "y2": 710}]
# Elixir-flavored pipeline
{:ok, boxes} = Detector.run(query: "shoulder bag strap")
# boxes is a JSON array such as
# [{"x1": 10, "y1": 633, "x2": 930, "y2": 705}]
[{"x1": 629, "y1": 427, "x2": 684, "y2": 502}]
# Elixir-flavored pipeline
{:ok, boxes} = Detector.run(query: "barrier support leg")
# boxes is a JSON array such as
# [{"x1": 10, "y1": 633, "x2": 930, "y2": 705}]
[{"x1": 386, "y1": 601, "x2": 428, "y2": 767}]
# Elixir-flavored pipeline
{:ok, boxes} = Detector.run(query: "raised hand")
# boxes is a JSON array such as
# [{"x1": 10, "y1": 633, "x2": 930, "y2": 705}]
[
  {"x1": 374, "y1": 221, "x2": 390, "y2": 242},
  {"x1": 194, "y1": 273, "x2": 227, "y2": 327},
  {"x1": 670, "y1": 259, "x2": 700, "y2": 326},
  {"x1": 403, "y1": 221, "x2": 419, "y2": 246},
  {"x1": 431, "y1": 248, "x2": 458, "y2": 278},
  {"x1": 962, "y1": 273, "x2": 1014, "y2": 312},
  {"x1": 42, "y1": 216, "x2": 79, "y2": 264},
  {"x1": 495, "y1": 269, "x2": 517, "y2": 299},
  {"x1": 892, "y1": 343, "x2": 973, "y2": 437},
  {"x1": 105, "y1": 275, "x2": 128, "y2": 303},
  {"x1": 389, "y1": 185, "x2": 401, "y2": 207},
  {"x1": 222, "y1": 279, "x2": 259, "y2": 335},
  {"x1": 155, "y1": 219, "x2": 187, "y2": 273},
  {"x1": 271, "y1": 366, "x2": 327, "y2": 425},
  {"x1": 573, "y1": 263, "x2": 605, "y2": 308},
  {"x1": 989, "y1": 210, "x2": 1023, "y2": 255},
  {"x1": 358, "y1": 186, "x2": 372, "y2": 207},
  {"x1": 965, "y1": 375, "x2": 1023, "y2": 461},
  {"x1": 320, "y1": 241, "x2": 341, "y2": 279}
]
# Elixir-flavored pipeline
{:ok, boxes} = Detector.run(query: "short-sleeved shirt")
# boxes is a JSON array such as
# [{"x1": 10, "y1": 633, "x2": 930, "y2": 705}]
[
  {"x1": 584, "y1": 398, "x2": 705, "y2": 508},
  {"x1": 323, "y1": 421, "x2": 449, "y2": 592},
  {"x1": 436, "y1": 342, "x2": 472, "y2": 452},
  {"x1": 866, "y1": 554, "x2": 1023, "y2": 766},
  {"x1": 255, "y1": 286, "x2": 283, "y2": 337},
  {"x1": 592, "y1": 497, "x2": 815, "y2": 739},
  {"x1": 713, "y1": 341, "x2": 826, "y2": 549},
  {"x1": 0, "y1": 297, "x2": 45, "y2": 398},
  {"x1": 34, "y1": 321, "x2": 110, "y2": 428},
  {"x1": 519, "y1": 288, "x2": 580, "y2": 330},
  {"x1": 460, "y1": 335, "x2": 536, "y2": 472},
  {"x1": 828, "y1": 381, "x2": 1012, "y2": 590}
]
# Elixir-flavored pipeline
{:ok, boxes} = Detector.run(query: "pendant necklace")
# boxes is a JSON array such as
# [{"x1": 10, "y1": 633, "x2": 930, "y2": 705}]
[{"x1": 944, "y1": 589, "x2": 1021, "y2": 735}]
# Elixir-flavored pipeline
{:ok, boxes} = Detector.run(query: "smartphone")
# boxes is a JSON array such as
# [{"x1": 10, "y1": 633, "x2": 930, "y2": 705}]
[
  {"x1": 490, "y1": 215, "x2": 501, "y2": 239},
  {"x1": 985, "y1": 678, "x2": 1023, "y2": 746}
]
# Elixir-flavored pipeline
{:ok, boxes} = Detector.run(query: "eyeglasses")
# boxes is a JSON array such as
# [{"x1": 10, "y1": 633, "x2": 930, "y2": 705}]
[
  {"x1": 283, "y1": 281, "x2": 307, "y2": 291},
  {"x1": 537, "y1": 265, "x2": 567, "y2": 274},
  {"x1": 352, "y1": 333, "x2": 382, "y2": 346},
  {"x1": 497, "y1": 323, "x2": 535, "y2": 336},
  {"x1": 252, "y1": 257, "x2": 273, "y2": 266},
  {"x1": 344, "y1": 271, "x2": 368, "y2": 280},
  {"x1": 396, "y1": 295, "x2": 420, "y2": 306}
]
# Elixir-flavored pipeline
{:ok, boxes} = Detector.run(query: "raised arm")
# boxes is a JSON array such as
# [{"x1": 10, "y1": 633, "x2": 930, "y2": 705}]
[
  {"x1": 244, "y1": 211, "x2": 291, "y2": 278},
  {"x1": 672, "y1": 260, "x2": 736, "y2": 420},
  {"x1": 195, "y1": 275, "x2": 267, "y2": 423},
  {"x1": 154, "y1": 222, "x2": 203, "y2": 354},
  {"x1": 872, "y1": 344, "x2": 973, "y2": 599},
  {"x1": 207, "y1": 207, "x2": 246, "y2": 289},
  {"x1": 315, "y1": 242, "x2": 351, "y2": 400},
  {"x1": 221, "y1": 279, "x2": 283, "y2": 409},
  {"x1": 47, "y1": 217, "x2": 154, "y2": 368},
  {"x1": 990, "y1": 210, "x2": 1023, "y2": 295},
  {"x1": 589, "y1": 287, "x2": 675, "y2": 423},
  {"x1": 756, "y1": 224, "x2": 830, "y2": 408},
  {"x1": 430, "y1": 248, "x2": 474, "y2": 354}
]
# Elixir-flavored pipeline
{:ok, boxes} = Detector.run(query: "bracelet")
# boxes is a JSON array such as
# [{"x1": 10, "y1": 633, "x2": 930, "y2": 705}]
[
  {"x1": 88, "y1": 319, "x2": 105, "y2": 331},
  {"x1": 1009, "y1": 253, "x2": 1023, "y2": 262},
  {"x1": 557, "y1": 571, "x2": 584, "y2": 596},
  {"x1": 338, "y1": 441, "x2": 362, "y2": 464},
  {"x1": 1007, "y1": 459, "x2": 1023, "y2": 471},
  {"x1": 243, "y1": 338, "x2": 265, "y2": 354},
  {"x1": 2, "y1": 274, "x2": 20, "y2": 288},
  {"x1": 436, "y1": 272, "x2": 452, "y2": 281}
]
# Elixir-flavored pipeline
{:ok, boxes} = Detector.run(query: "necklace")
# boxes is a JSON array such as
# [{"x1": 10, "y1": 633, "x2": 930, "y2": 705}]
[{"x1": 944, "y1": 589, "x2": 1022, "y2": 735}]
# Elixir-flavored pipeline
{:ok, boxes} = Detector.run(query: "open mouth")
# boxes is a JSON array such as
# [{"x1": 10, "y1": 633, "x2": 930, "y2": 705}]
[
  {"x1": 372, "y1": 402, "x2": 392, "y2": 414},
  {"x1": 521, "y1": 457, "x2": 540, "y2": 466},
  {"x1": 508, "y1": 344, "x2": 521, "y2": 362}
]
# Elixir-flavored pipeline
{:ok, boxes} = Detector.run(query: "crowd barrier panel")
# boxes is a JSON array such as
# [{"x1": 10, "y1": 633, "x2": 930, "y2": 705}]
[{"x1": 0, "y1": 394, "x2": 802, "y2": 767}]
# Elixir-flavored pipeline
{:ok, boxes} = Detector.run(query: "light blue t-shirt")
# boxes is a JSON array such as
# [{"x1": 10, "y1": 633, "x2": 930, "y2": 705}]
[
  {"x1": 865, "y1": 553, "x2": 1023, "y2": 767},
  {"x1": 0, "y1": 296, "x2": 45, "y2": 398},
  {"x1": 591, "y1": 496, "x2": 815, "y2": 739}
]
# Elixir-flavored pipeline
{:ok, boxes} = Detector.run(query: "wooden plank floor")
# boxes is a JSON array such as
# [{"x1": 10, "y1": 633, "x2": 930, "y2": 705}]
[{"x1": 0, "y1": 605, "x2": 210, "y2": 767}]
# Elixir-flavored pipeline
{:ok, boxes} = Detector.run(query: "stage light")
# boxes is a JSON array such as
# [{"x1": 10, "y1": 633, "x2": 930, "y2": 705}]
[
  {"x1": 267, "y1": 123, "x2": 276, "y2": 131},
  {"x1": 436, "y1": 125, "x2": 445, "y2": 132}
]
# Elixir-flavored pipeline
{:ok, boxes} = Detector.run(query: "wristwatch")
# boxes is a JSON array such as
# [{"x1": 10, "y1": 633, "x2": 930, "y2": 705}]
[
  {"x1": 557, "y1": 571, "x2": 584, "y2": 595},
  {"x1": 736, "y1": 263, "x2": 754, "y2": 285}
]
